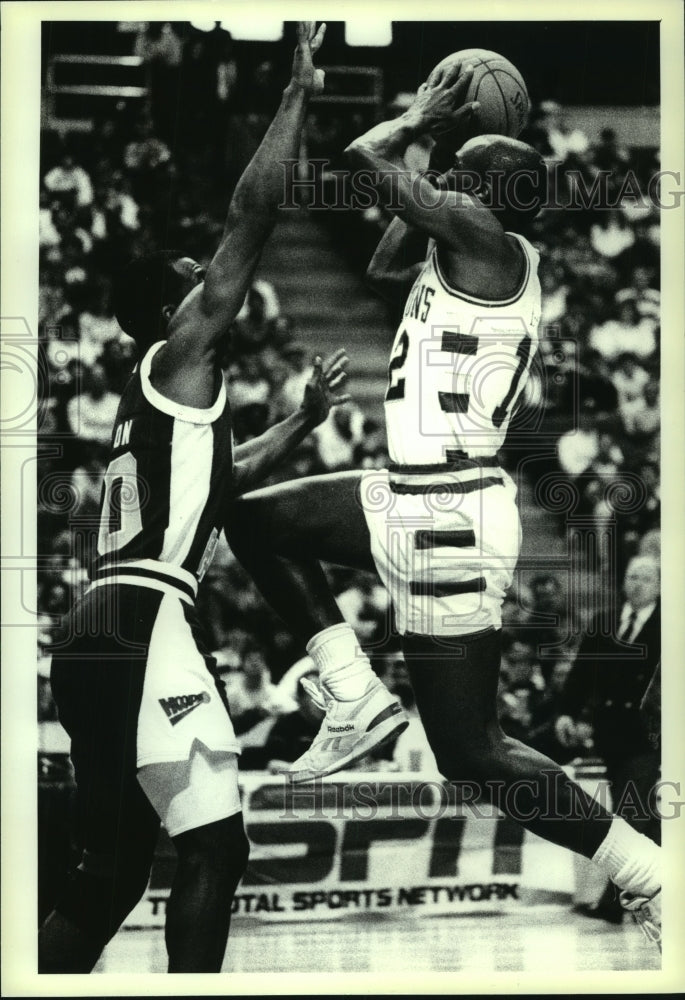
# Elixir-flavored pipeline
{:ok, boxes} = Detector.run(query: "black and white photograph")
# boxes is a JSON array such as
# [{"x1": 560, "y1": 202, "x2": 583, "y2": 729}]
[{"x1": 1, "y1": 1, "x2": 684, "y2": 994}]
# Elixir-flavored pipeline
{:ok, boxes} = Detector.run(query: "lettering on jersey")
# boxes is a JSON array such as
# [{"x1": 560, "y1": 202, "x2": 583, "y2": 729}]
[
  {"x1": 113, "y1": 419, "x2": 132, "y2": 449},
  {"x1": 159, "y1": 692, "x2": 210, "y2": 726},
  {"x1": 197, "y1": 528, "x2": 220, "y2": 582},
  {"x1": 403, "y1": 282, "x2": 435, "y2": 323}
]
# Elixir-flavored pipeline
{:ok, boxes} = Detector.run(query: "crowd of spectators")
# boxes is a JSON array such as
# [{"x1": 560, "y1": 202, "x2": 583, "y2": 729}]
[{"x1": 37, "y1": 29, "x2": 661, "y2": 778}]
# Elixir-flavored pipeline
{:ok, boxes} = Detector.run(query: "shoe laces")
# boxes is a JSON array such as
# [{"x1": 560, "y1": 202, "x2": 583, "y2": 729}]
[{"x1": 619, "y1": 891, "x2": 661, "y2": 947}]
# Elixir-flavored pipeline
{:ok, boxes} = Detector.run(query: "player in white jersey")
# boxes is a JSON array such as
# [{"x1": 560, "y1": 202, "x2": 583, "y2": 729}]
[
  {"x1": 39, "y1": 24, "x2": 350, "y2": 973},
  {"x1": 224, "y1": 63, "x2": 660, "y2": 946}
]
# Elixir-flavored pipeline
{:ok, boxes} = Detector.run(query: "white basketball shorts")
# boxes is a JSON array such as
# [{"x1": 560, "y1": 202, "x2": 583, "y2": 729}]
[{"x1": 360, "y1": 464, "x2": 521, "y2": 637}]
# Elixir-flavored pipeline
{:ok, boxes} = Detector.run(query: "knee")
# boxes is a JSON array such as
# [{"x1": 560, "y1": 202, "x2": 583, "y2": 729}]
[
  {"x1": 430, "y1": 723, "x2": 508, "y2": 785},
  {"x1": 174, "y1": 814, "x2": 250, "y2": 889}
]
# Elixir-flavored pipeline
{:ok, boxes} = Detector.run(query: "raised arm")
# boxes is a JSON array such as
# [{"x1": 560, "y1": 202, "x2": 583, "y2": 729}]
[
  {"x1": 231, "y1": 350, "x2": 350, "y2": 496},
  {"x1": 344, "y1": 66, "x2": 500, "y2": 250},
  {"x1": 164, "y1": 23, "x2": 326, "y2": 364},
  {"x1": 366, "y1": 217, "x2": 429, "y2": 307}
]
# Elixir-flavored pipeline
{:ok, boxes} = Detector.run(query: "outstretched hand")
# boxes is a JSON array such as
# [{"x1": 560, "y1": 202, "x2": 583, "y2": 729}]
[
  {"x1": 408, "y1": 63, "x2": 480, "y2": 137},
  {"x1": 301, "y1": 348, "x2": 351, "y2": 425},
  {"x1": 291, "y1": 21, "x2": 326, "y2": 94}
]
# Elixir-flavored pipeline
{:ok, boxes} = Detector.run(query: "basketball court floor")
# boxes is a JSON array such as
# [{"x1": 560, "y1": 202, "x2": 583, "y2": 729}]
[{"x1": 95, "y1": 904, "x2": 659, "y2": 976}]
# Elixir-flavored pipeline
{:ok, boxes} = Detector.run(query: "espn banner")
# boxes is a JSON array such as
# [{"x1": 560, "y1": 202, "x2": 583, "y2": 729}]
[{"x1": 124, "y1": 769, "x2": 609, "y2": 926}]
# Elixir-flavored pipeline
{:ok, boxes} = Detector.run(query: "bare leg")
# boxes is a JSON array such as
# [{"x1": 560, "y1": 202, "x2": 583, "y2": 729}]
[
  {"x1": 403, "y1": 629, "x2": 646, "y2": 861},
  {"x1": 225, "y1": 471, "x2": 374, "y2": 640},
  {"x1": 166, "y1": 814, "x2": 249, "y2": 972}
]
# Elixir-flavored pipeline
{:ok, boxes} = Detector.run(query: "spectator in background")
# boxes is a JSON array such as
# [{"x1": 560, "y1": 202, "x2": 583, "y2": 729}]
[
  {"x1": 38, "y1": 531, "x2": 88, "y2": 622},
  {"x1": 631, "y1": 377, "x2": 659, "y2": 440},
  {"x1": 39, "y1": 280, "x2": 74, "y2": 331},
  {"x1": 531, "y1": 655, "x2": 595, "y2": 764},
  {"x1": 226, "y1": 354, "x2": 271, "y2": 441},
  {"x1": 615, "y1": 460, "x2": 660, "y2": 548},
  {"x1": 328, "y1": 567, "x2": 388, "y2": 646},
  {"x1": 519, "y1": 573, "x2": 571, "y2": 664},
  {"x1": 224, "y1": 640, "x2": 296, "y2": 740},
  {"x1": 557, "y1": 555, "x2": 661, "y2": 922},
  {"x1": 44, "y1": 149, "x2": 94, "y2": 209},
  {"x1": 59, "y1": 233, "x2": 90, "y2": 296},
  {"x1": 275, "y1": 343, "x2": 314, "y2": 415},
  {"x1": 498, "y1": 638, "x2": 547, "y2": 742},
  {"x1": 638, "y1": 529, "x2": 660, "y2": 563},
  {"x1": 100, "y1": 336, "x2": 138, "y2": 394},
  {"x1": 588, "y1": 298, "x2": 657, "y2": 364},
  {"x1": 312, "y1": 403, "x2": 366, "y2": 471},
  {"x1": 610, "y1": 353, "x2": 650, "y2": 434},
  {"x1": 39, "y1": 189, "x2": 62, "y2": 248},
  {"x1": 589, "y1": 208, "x2": 635, "y2": 260},
  {"x1": 231, "y1": 280, "x2": 281, "y2": 356},
  {"x1": 587, "y1": 425, "x2": 624, "y2": 479},
  {"x1": 356, "y1": 417, "x2": 391, "y2": 470},
  {"x1": 500, "y1": 637, "x2": 546, "y2": 696},
  {"x1": 555, "y1": 292, "x2": 593, "y2": 347},
  {"x1": 66, "y1": 361, "x2": 121, "y2": 446},
  {"x1": 49, "y1": 202, "x2": 94, "y2": 260},
  {"x1": 69, "y1": 446, "x2": 106, "y2": 523},
  {"x1": 77, "y1": 280, "x2": 123, "y2": 366},
  {"x1": 556, "y1": 406, "x2": 605, "y2": 479},
  {"x1": 617, "y1": 266, "x2": 660, "y2": 324},
  {"x1": 123, "y1": 116, "x2": 171, "y2": 201},
  {"x1": 575, "y1": 424, "x2": 625, "y2": 533},
  {"x1": 90, "y1": 173, "x2": 140, "y2": 246},
  {"x1": 539, "y1": 260, "x2": 570, "y2": 329},
  {"x1": 531, "y1": 100, "x2": 589, "y2": 161}
]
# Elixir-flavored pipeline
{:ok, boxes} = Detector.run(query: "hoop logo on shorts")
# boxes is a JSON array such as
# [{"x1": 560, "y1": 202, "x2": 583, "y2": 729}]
[{"x1": 159, "y1": 692, "x2": 211, "y2": 726}]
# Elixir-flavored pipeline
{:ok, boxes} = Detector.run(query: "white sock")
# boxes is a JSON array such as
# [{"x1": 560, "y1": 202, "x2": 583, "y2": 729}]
[
  {"x1": 306, "y1": 623, "x2": 376, "y2": 701},
  {"x1": 592, "y1": 816, "x2": 660, "y2": 898}
]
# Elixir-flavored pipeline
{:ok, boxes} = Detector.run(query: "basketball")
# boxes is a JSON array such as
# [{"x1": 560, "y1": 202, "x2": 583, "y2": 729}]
[{"x1": 430, "y1": 48, "x2": 530, "y2": 138}]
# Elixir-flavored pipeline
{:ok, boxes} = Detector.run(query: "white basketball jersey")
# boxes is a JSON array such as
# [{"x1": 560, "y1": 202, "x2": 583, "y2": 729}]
[{"x1": 384, "y1": 234, "x2": 541, "y2": 463}]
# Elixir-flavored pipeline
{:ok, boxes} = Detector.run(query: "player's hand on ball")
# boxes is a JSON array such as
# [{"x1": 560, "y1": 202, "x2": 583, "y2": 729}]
[
  {"x1": 301, "y1": 348, "x2": 351, "y2": 425},
  {"x1": 408, "y1": 65, "x2": 480, "y2": 137},
  {"x1": 291, "y1": 21, "x2": 326, "y2": 94}
]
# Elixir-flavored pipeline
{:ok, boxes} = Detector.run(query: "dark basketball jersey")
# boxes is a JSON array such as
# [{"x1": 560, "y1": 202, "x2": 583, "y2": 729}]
[{"x1": 91, "y1": 342, "x2": 233, "y2": 598}]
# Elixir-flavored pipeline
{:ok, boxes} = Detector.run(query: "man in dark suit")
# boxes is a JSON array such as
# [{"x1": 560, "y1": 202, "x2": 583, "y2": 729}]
[{"x1": 556, "y1": 555, "x2": 661, "y2": 922}]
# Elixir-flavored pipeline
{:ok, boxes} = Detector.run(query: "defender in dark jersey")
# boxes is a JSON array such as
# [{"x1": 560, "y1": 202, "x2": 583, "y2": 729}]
[
  {"x1": 38, "y1": 23, "x2": 350, "y2": 974},
  {"x1": 223, "y1": 63, "x2": 661, "y2": 948}
]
